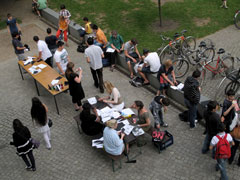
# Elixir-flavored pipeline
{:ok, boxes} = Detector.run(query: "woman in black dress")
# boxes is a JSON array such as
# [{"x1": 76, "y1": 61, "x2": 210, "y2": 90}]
[
  {"x1": 10, "y1": 119, "x2": 36, "y2": 171},
  {"x1": 80, "y1": 102, "x2": 104, "y2": 136},
  {"x1": 65, "y1": 62, "x2": 85, "y2": 111}
]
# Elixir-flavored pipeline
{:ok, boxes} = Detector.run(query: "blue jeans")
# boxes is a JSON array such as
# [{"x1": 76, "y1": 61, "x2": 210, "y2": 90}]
[
  {"x1": 184, "y1": 98, "x2": 197, "y2": 128},
  {"x1": 216, "y1": 158, "x2": 228, "y2": 180},
  {"x1": 202, "y1": 133, "x2": 212, "y2": 154}
]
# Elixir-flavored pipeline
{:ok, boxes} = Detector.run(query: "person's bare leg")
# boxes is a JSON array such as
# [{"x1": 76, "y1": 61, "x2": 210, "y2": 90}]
[
  {"x1": 163, "y1": 89, "x2": 167, "y2": 96},
  {"x1": 156, "y1": 90, "x2": 160, "y2": 96},
  {"x1": 138, "y1": 71, "x2": 149, "y2": 83},
  {"x1": 127, "y1": 61, "x2": 133, "y2": 78}
]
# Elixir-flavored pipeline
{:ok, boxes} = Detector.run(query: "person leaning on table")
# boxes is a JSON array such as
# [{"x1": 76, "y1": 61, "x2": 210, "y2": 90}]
[{"x1": 103, "y1": 119, "x2": 125, "y2": 156}]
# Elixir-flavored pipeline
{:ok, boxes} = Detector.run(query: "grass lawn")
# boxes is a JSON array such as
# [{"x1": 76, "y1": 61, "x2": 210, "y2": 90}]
[{"x1": 49, "y1": 0, "x2": 239, "y2": 52}]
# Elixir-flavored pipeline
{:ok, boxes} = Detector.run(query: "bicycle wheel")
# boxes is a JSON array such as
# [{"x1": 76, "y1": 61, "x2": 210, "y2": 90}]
[
  {"x1": 172, "y1": 58, "x2": 189, "y2": 78},
  {"x1": 202, "y1": 47, "x2": 215, "y2": 62},
  {"x1": 196, "y1": 64, "x2": 206, "y2": 87},
  {"x1": 159, "y1": 45, "x2": 174, "y2": 64},
  {"x1": 219, "y1": 57, "x2": 234, "y2": 77},
  {"x1": 234, "y1": 10, "x2": 240, "y2": 29},
  {"x1": 181, "y1": 36, "x2": 196, "y2": 56},
  {"x1": 214, "y1": 76, "x2": 228, "y2": 104},
  {"x1": 225, "y1": 81, "x2": 240, "y2": 95}
]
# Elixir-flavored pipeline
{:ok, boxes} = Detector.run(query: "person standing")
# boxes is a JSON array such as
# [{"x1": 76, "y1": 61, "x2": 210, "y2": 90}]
[
  {"x1": 59, "y1": 4, "x2": 71, "y2": 24},
  {"x1": 56, "y1": 16, "x2": 69, "y2": 47},
  {"x1": 31, "y1": 97, "x2": 51, "y2": 150},
  {"x1": 65, "y1": 62, "x2": 85, "y2": 111},
  {"x1": 85, "y1": 37, "x2": 105, "y2": 93},
  {"x1": 10, "y1": 119, "x2": 36, "y2": 171},
  {"x1": 33, "y1": 36, "x2": 52, "y2": 67},
  {"x1": 6, "y1": 13, "x2": 22, "y2": 40},
  {"x1": 45, "y1": 28, "x2": 58, "y2": 66},
  {"x1": 109, "y1": 30, "x2": 124, "y2": 71},
  {"x1": 54, "y1": 41, "x2": 70, "y2": 75},
  {"x1": 183, "y1": 70, "x2": 201, "y2": 129},
  {"x1": 12, "y1": 32, "x2": 26, "y2": 61}
]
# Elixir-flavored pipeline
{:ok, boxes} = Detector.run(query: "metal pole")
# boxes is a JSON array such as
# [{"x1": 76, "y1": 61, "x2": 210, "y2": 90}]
[{"x1": 158, "y1": 0, "x2": 162, "y2": 27}]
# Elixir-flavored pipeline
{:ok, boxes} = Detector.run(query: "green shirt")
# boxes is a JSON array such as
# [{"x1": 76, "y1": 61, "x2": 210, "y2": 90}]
[
  {"x1": 109, "y1": 34, "x2": 124, "y2": 50},
  {"x1": 38, "y1": 0, "x2": 47, "y2": 10}
]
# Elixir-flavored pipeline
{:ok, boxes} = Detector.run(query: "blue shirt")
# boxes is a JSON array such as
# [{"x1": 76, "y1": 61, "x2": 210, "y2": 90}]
[
  {"x1": 6, "y1": 18, "x2": 18, "y2": 34},
  {"x1": 103, "y1": 127, "x2": 124, "y2": 155}
]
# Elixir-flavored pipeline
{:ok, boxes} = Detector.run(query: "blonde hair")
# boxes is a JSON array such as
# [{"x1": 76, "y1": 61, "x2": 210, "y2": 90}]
[
  {"x1": 164, "y1": 59, "x2": 172, "y2": 68},
  {"x1": 106, "y1": 119, "x2": 117, "y2": 128},
  {"x1": 104, "y1": 81, "x2": 114, "y2": 94}
]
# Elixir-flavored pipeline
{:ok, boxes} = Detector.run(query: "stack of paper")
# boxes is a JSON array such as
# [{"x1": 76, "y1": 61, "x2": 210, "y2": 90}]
[
  {"x1": 24, "y1": 58, "x2": 33, "y2": 66},
  {"x1": 88, "y1": 97, "x2": 97, "y2": 105},
  {"x1": 92, "y1": 137, "x2": 104, "y2": 148},
  {"x1": 170, "y1": 83, "x2": 184, "y2": 90},
  {"x1": 28, "y1": 66, "x2": 42, "y2": 75},
  {"x1": 106, "y1": 47, "x2": 115, "y2": 53},
  {"x1": 38, "y1": 64, "x2": 47, "y2": 69},
  {"x1": 132, "y1": 126, "x2": 145, "y2": 136},
  {"x1": 99, "y1": 107, "x2": 113, "y2": 123},
  {"x1": 121, "y1": 124, "x2": 134, "y2": 135}
]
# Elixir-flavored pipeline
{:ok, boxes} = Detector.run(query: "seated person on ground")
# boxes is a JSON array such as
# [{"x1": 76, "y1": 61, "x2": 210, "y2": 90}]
[
  {"x1": 137, "y1": 49, "x2": 161, "y2": 85},
  {"x1": 91, "y1": 24, "x2": 108, "y2": 48},
  {"x1": 103, "y1": 119, "x2": 125, "y2": 156},
  {"x1": 149, "y1": 95, "x2": 170, "y2": 129},
  {"x1": 99, "y1": 81, "x2": 125, "y2": 111},
  {"x1": 80, "y1": 17, "x2": 92, "y2": 43},
  {"x1": 79, "y1": 102, "x2": 104, "y2": 136},
  {"x1": 124, "y1": 38, "x2": 141, "y2": 79},
  {"x1": 32, "y1": 0, "x2": 41, "y2": 17},
  {"x1": 157, "y1": 59, "x2": 177, "y2": 96}
]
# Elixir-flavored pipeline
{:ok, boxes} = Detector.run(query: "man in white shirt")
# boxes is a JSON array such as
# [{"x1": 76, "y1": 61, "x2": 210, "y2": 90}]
[
  {"x1": 54, "y1": 41, "x2": 70, "y2": 75},
  {"x1": 33, "y1": 36, "x2": 52, "y2": 67},
  {"x1": 85, "y1": 37, "x2": 104, "y2": 93},
  {"x1": 137, "y1": 49, "x2": 161, "y2": 85}
]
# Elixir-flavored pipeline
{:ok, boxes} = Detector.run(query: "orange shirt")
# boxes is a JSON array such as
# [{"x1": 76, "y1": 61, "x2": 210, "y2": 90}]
[
  {"x1": 59, "y1": 19, "x2": 68, "y2": 31},
  {"x1": 96, "y1": 28, "x2": 108, "y2": 45}
]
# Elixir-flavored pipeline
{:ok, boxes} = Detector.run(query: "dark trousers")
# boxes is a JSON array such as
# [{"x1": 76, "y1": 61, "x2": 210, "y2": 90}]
[
  {"x1": 45, "y1": 57, "x2": 52, "y2": 67},
  {"x1": 184, "y1": 98, "x2": 197, "y2": 128},
  {"x1": 229, "y1": 139, "x2": 240, "y2": 164},
  {"x1": 21, "y1": 150, "x2": 36, "y2": 169},
  {"x1": 90, "y1": 67, "x2": 104, "y2": 91}
]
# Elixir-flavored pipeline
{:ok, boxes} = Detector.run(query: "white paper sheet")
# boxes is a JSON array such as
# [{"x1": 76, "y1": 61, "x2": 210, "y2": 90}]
[
  {"x1": 122, "y1": 124, "x2": 134, "y2": 135},
  {"x1": 121, "y1": 120, "x2": 130, "y2": 125},
  {"x1": 24, "y1": 59, "x2": 32, "y2": 66},
  {"x1": 92, "y1": 137, "x2": 104, "y2": 148},
  {"x1": 38, "y1": 64, "x2": 47, "y2": 69},
  {"x1": 112, "y1": 111, "x2": 121, "y2": 119},
  {"x1": 106, "y1": 47, "x2": 115, "y2": 53},
  {"x1": 51, "y1": 80, "x2": 59, "y2": 85},
  {"x1": 170, "y1": 83, "x2": 184, "y2": 90},
  {"x1": 132, "y1": 126, "x2": 145, "y2": 136},
  {"x1": 88, "y1": 97, "x2": 97, "y2": 105}
]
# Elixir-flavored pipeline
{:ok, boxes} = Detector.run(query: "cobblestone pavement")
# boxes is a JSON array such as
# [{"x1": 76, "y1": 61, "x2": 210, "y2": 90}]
[{"x1": 1, "y1": 1, "x2": 240, "y2": 180}]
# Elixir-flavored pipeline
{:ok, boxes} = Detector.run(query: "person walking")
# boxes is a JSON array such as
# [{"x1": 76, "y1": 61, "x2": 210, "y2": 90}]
[
  {"x1": 33, "y1": 36, "x2": 52, "y2": 67},
  {"x1": 31, "y1": 97, "x2": 51, "y2": 150},
  {"x1": 183, "y1": 70, "x2": 201, "y2": 130},
  {"x1": 12, "y1": 32, "x2": 26, "y2": 61},
  {"x1": 85, "y1": 37, "x2": 105, "y2": 93},
  {"x1": 65, "y1": 62, "x2": 85, "y2": 111},
  {"x1": 45, "y1": 28, "x2": 58, "y2": 67},
  {"x1": 10, "y1": 119, "x2": 36, "y2": 171},
  {"x1": 6, "y1": 13, "x2": 22, "y2": 40}
]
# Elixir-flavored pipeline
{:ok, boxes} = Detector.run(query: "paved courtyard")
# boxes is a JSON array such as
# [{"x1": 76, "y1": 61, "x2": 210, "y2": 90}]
[{"x1": 1, "y1": 1, "x2": 240, "y2": 180}]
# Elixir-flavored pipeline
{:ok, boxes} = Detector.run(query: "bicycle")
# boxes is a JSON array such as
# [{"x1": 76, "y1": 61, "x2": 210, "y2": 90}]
[
  {"x1": 197, "y1": 48, "x2": 234, "y2": 86},
  {"x1": 234, "y1": 9, "x2": 240, "y2": 29}
]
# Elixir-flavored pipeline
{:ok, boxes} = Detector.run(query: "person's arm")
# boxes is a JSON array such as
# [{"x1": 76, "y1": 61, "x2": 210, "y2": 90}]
[
  {"x1": 162, "y1": 73, "x2": 174, "y2": 86},
  {"x1": 16, "y1": 23, "x2": 21, "y2": 32},
  {"x1": 103, "y1": 89, "x2": 118, "y2": 104},
  {"x1": 56, "y1": 62, "x2": 65, "y2": 75},
  {"x1": 74, "y1": 69, "x2": 82, "y2": 83},
  {"x1": 99, "y1": 96, "x2": 110, "y2": 101},
  {"x1": 86, "y1": 57, "x2": 90, "y2": 63},
  {"x1": 111, "y1": 44, "x2": 120, "y2": 53},
  {"x1": 223, "y1": 103, "x2": 235, "y2": 117},
  {"x1": 124, "y1": 49, "x2": 137, "y2": 63},
  {"x1": 16, "y1": 46, "x2": 25, "y2": 50},
  {"x1": 7, "y1": 25, "x2": 10, "y2": 34},
  {"x1": 171, "y1": 70, "x2": 177, "y2": 84},
  {"x1": 38, "y1": 51, "x2": 42, "y2": 60},
  {"x1": 138, "y1": 117, "x2": 151, "y2": 128},
  {"x1": 134, "y1": 46, "x2": 141, "y2": 60}
]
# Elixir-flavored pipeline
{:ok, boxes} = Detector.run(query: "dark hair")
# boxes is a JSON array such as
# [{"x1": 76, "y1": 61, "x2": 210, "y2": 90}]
[
  {"x1": 131, "y1": 38, "x2": 138, "y2": 45},
  {"x1": 47, "y1": 28, "x2": 52, "y2": 34},
  {"x1": 13, "y1": 119, "x2": 24, "y2": 133},
  {"x1": 162, "y1": 97, "x2": 170, "y2": 106},
  {"x1": 217, "y1": 123, "x2": 226, "y2": 132},
  {"x1": 83, "y1": 17, "x2": 88, "y2": 21},
  {"x1": 87, "y1": 37, "x2": 94, "y2": 45},
  {"x1": 192, "y1": 70, "x2": 201, "y2": 78},
  {"x1": 82, "y1": 102, "x2": 92, "y2": 115},
  {"x1": 60, "y1": 4, "x2": 66, "y2": 9},
  {"x1": 207, "y1": 101, "x2": 218, "y2": 112},
  {"x1": 134, "y1": 100, "x2": 144, "y2": 110},
  {"x1": 91, "y1": 24, "x2": 98, "y2": 30},
  {"x1": 31, "y1": 97, "x2": 47, "y2": 126},
  {"x1": 7, "y1": 13, "x2": 12, "y2": 18},
  {"x1": 65, "y1": 62, "x2": 74, "y2": 79},
  {"x1": 143, "y1": 48, "x2": 149, "y2": 55},
  {"x1": 57, "y1": 41, "x2": 64, "y2": 47},
  {"x1": 12, "y1": 32, "x2": 19, "y2": 38},
  {"x1": 226, "y1": 89, "x2": 235, "y2": 96},
  {"x1": 33, "y1": 36, "x2": 39, "y2": 42}
]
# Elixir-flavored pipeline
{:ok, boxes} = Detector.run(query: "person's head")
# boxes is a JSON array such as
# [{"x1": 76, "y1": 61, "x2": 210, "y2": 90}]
[
  {"x1": 46, "y1": 28, "x2": 52, "y2": 34},
  {"x1": 104, "y1": 81, "x2": 114, "y2": 94},
  {"x1": 65, "y1": 62, "x2": 75, "y2": 78},
  {"x1": 31, "y1": 97, "x2": 47, "y2": 126},
  {"x1": 207, "y1": 100, "x2": 219, "y2": 112},
  {"x1": 7, "y1": 13, "x2": 12, "y2": 19},
  {"x1": 60, "y1": 4, "x2": 66, "y2": 10},
  {"x1": 33, "y1": 36, "x2": 39, "y2": 42},
  {"x1": 87, "y1": 37, "x2": 94, "y2": 45},
  {"x1": 12, "y1": 119, "x2": 24, "y2": 132},
  {"x1": 133, "y1": 100, "x2": 144, "y2": 110},
  {"x1": 12, "y1": 32, "x2": 19, "y2": 38},
  {"x1": 162, "y1": 97, "x2": 171, "y2": 106},
  {"x1": 57, "y1": 41, "x2": 64, "y2": 50},
  {"x1": 226, "y1": 89, "x2": 235, "y2": 101},
  {"x1": 143, "y1": 49, "x2": 149, "y2": 56},
  {"x1": 192, "y1": 70, "x2": 201, "y2": 79},
  {"x1": 91, "y1": 24, "x2": 98, "y2": 32},
  {"x1": 164, "y1": 59, "x2": 172, "y2": 69},
  {"x1": 217, "y1": 123, "x2": 226, "y2": 133},
  {"x1": 111, "y1": 30, "x2": 118, "y2": 38},
  {"x1": 106, "y1": 119, "x2": 117, "y2": 129},
  {"x1": 130, "y1": 38, "x2": 138, "y2": 46},
  {"x1": 83, "y1": 17, "x2": 89, "y2": 23}
]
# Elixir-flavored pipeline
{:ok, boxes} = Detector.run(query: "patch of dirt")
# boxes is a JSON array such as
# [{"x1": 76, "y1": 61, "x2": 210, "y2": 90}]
[
  {"x1": 121, "y1": 10, "x2": 129, "y2": 16},
  {"x1": 76, "y1": 0, "x2": 86, "y2": 5},
  {"x1": 123, "y1": 0, "x2": 129, "y2": 3},
  {"x1": 132, "y1": 8, "x2": 140, "y2": 11},
  {"x1": 151, "y1": 19, "x2": 179, "y2": 33},
  {"x1": 95, "y1": 12, "x2": 106, "y2": 25},
  {"x1": 151, "y1": 0, "x2": 184, "y2": 6},
  {"x1": 194, "y1": 17, "x2": 211, "y2": 27}
]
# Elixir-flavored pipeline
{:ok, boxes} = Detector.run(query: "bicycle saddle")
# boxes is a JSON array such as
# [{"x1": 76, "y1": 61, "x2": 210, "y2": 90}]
[
  {"x1": 181, "y1": 29, "x2": 187, "y2": 34},
  {"x1": 217, "y1": 48, "x2": 225, "y2": 54},
  {"x1": 198, "y1": 41, "x2": 206, "y2": 48}
]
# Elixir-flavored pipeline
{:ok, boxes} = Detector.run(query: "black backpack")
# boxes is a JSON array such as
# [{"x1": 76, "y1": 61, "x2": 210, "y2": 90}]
[
  {"x1": 129, "y1": 77, "x2": 144, "y2": 87},
  {"x1": 77, "y1": 43, "x2": 87, "y2": 53}
]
